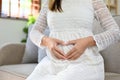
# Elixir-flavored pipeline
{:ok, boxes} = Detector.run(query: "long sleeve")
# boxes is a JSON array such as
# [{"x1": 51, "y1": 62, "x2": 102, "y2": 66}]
[
  {"x1": 30, "y1": 1, "x2": 48, "y2": 49},
  {"x1": 92, "y1": 0, "x2": 120, "y2": 51}
]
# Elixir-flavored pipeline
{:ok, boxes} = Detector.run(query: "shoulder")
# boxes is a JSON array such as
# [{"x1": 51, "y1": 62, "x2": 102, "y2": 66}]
[
  {"x1": 42, "y1": 0, "x2": 49, "y2": 8},
  {"x1": 92, "y1": 0, "x2": 104, "y2": 4},
  {"x1": 39, "y1": 0, "x2": 49, "y2": 14},
  {"x1": 92, "y1": 0, "x2": 106, "y2": 10}
]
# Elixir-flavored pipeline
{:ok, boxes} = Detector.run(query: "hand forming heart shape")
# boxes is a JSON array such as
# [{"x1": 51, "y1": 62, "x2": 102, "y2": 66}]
[{"x1": 41, "y1": 36, "x2": 96, "y2": 60}]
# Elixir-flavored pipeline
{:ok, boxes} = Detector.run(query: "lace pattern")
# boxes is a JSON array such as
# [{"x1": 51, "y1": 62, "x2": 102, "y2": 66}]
[
  {"x1": 30, "y1": 1, "x2": 48, "y2": 49},
  {"x1": 92, "y1": 0, "x2": 120, "y2": 51}
]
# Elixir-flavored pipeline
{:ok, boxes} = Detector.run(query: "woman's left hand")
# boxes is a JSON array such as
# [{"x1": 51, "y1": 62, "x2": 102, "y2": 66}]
[{"x1": 65, "y1": 36, "x2": 96, "y2": 60}]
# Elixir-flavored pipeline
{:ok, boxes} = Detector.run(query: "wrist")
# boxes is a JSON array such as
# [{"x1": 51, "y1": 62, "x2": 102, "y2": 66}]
[
  {"x1": 85, "y1": 36, "x2": 96, "y2": 47},
  {"x1": 41, "y1": 36, "x2": 49, "y2": 46}
]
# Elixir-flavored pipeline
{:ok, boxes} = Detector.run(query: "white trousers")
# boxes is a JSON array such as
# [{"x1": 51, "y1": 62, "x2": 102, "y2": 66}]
[{"x1": 26, "y1": 56, "x2": 104, "y2": 80}]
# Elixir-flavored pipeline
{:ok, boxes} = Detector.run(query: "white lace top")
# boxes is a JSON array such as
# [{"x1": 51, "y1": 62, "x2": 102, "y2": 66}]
[{"x1": 30, "y1": 0, "x2": 120, "y2": 52}]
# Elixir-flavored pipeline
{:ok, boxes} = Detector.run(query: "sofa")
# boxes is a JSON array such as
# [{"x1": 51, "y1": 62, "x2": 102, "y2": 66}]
[{"x1": 0, "y1": 15, "x2": 120, "y2": 80}]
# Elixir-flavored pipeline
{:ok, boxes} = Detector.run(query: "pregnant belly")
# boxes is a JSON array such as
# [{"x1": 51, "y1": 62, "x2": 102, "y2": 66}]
[
  {"x1": 46, "y1": 31, "x2": 98, "y2": 63},
  {"x1": 47, "y1": 30, "x2": 103, "y2": 64},
  {"x1": 49, "y1": 30, "x2": 94, "y2": 54}
]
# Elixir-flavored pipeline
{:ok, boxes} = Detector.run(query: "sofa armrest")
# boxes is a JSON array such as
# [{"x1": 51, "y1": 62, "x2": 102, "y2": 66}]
[{"x1": 0, "y1": 43, "x2": 25, "y2": 66}]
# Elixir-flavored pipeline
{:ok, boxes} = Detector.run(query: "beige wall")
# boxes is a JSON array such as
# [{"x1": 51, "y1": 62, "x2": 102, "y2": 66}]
[{"x1": 0, "y1": 18, "x2": 27, "y2": 46}]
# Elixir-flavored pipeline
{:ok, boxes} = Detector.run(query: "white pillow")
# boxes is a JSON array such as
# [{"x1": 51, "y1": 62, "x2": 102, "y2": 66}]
[
  {"x1": 22, "y1": 25, "x2": 38, "y2": 63},
  {"x1": 38, "y1": 48, "x2": 47, "y2": 62}
]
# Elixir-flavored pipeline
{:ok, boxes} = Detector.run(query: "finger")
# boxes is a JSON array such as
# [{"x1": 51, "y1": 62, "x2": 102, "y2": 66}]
[
  {"x1": 66, "y1": 47, "x2": 76, "y2": 57},
  {"x1": 54, "y1": 46, "x2": 65, "y2": 56},
  {"x1": 52, "y1": 49, "x2": 63, "y2": 59},
  {"x1": 66, "y1": 40, "x2": 76, "y2": 45},
  {"x1": 67, "y1": 51, "x2": 78, "y2": 59},
  {"x1": 52, "y1": 49, "x2": 66, "y2": 59},
  {"x1": 69, "y1": 53, "x2": 80, "y2": 60}
]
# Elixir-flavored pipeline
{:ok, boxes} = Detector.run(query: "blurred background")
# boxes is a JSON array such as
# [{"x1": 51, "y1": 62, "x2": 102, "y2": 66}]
[
  {"x1": 104, "y1": 0, "x2": 120, "y2": 15},
  {"x1": 0, "y1": 0, "x2": 120, "y2": 47}
]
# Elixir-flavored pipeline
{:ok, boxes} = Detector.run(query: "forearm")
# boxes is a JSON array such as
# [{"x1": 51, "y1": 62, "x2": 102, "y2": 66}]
[
  {"x1": 29, "y1": 1, "x2": 48, "y2": 49},
  {"x1": 92, "y1": 0, "x2": 120, "y2": 51}
]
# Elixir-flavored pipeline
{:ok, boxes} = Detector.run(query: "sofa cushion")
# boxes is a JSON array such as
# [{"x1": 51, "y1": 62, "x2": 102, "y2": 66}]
[
  {"x1": 0, "y1": 71, "x2": 25, "y2": 80},
  {"x1": 22, "y1": 25, "x2": 38, "y2": 63},
  {"x1": 101, "y1": 42, "x2": 120, "y2": 73},
  {"x1": 0, "y1": 64, "x2": 120, "y2": 80},
  {"x1": 0, "y1": 64, "x2": 37, "y2": 79},
  {"x1": 105, "y1": 72, "x2": 120, "y2": 80},
  {"x1": 38, "y1": 48, "x2": 47, "y2": 62}
]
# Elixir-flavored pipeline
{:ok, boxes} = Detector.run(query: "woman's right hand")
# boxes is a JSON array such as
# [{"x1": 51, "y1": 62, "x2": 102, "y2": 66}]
[{"x1": 41, "y1": 36, "x2": 66, "y2": 60}]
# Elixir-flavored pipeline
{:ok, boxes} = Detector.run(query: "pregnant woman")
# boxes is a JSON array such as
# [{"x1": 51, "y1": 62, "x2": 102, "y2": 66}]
[{"x1": 26, "y1": 0, "x2": 120, "y2": 80}]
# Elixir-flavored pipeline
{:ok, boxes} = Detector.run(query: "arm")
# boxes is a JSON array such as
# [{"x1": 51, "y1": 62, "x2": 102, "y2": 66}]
[
  {"x1": 92, "y1": 0, "x2": 120, "y2": 51},
  {"x1": 30, "y1": 1, "x2": 48, "y2": 49}
]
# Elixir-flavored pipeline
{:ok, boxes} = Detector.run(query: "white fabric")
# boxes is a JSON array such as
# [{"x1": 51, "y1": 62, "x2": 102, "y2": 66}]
[
  {"x1": 27, "y1": 56, "x2": 104, "y2": 80},
  {"x1": 22, "y1": 25, "x2": 38, "y2": 63},
  {"x1": 38, "y1": 27, "x2": 49, "y2": 62},
  {"x1": 27, "y1": 0, "x2": 120, "y2": 80},
  {"x1": 92, "y1": 0, "x2": 120, "y2": 51}
]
